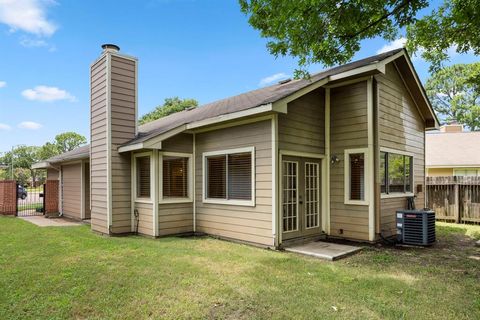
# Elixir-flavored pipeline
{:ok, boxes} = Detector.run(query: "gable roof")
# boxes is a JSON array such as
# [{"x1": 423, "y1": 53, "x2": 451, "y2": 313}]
[
  {"x1": 34, "y1": 48, "x2": 437, "y2": 167},
  {"x1": 426, "y1": 131, "x2": 480, "y2": 168},
  {"x1": 124, "y1": 48, "x2": 408, "y2": 147}
]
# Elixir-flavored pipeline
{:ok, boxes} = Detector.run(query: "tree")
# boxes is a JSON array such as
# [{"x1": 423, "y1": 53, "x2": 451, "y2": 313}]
[
  {"x1": 139, "y1": 97, "x2": 199, "y2": 125},
  {"x1": 407, "y1": 0, "x2": 480, "y2": 73},
  {"x1": 54, "y1": 132, "x2": 87, "y2": 153},
  {"x1": 239, "y1": 0, "x2": 479, "y2": 78},
  {"x1": 425, "y1": 63, "x2": 480, "y2": 130},
  {"x1": 37, "y1": 142, "x2": 58, "y2": 160}
]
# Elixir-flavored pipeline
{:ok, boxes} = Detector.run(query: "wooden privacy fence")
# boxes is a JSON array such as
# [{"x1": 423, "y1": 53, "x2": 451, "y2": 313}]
[{"x1": 426, "y1": 176, "x2": 480, "y2": 223}]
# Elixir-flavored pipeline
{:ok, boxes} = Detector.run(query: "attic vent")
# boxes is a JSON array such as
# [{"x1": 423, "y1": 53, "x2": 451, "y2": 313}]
[{"x1": 278, "y1": 78, "x2": 292, "y2": 84}]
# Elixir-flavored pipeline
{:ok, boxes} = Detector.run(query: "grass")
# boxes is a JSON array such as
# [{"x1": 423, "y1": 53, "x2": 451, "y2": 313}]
[
  {"x1": 0, "y1": 217, "x2": 479, "y2": 320},
  {"x1": 17, "y1": 203, "x2": 42, "y2": 211}
]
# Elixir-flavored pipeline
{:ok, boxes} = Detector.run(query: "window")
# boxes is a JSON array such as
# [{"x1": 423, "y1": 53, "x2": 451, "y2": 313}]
[
  {"x1": 381, "y1": 151, "x2": 413, "y2": 195},
  {"x1": 453, "y1": 168, "x2": 480, "y2": 176},
  {"x1": 163, "y1": 156, "x2": 189, "y2": 198},
  {"x1": 136, "y1": 155, "x2": 151, "y2": 199},
  {"x1": 349, "y1": 153, "x2": 365, "y2": 201},
  {"x1": 344, "y1": 148, "x2": 369, "y2": 205},
  {"x1": 203, "y1": 147, "x2": 255, "y2": 206}
]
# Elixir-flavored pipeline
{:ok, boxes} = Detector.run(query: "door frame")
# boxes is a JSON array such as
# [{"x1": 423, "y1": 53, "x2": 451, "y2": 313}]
[{"x1": 278, "y1": 150, "x2": 326, "y2": 245}]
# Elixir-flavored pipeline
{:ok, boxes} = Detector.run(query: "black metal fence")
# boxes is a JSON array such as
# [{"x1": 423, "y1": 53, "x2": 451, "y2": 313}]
[{"x1": 16, "y1": 183, "x2": 44, "y2": 217}]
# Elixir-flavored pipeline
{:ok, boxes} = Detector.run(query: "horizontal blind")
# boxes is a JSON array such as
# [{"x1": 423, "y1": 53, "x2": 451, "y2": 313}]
[
  {"x1": 136, "y1": 156, "x2": 150, "y2": 198},
  {"x1": 228, "y1": 153, "x2": 252, "y2": 200},
  {"x1": 163, "y1": 156, "x2": 188, "y2": 198},
  {"x1": 207, "y1": 155, "x2": 226, "y2": 199},
  {"x1": 349, "y1": 153, "x2": 365, "y2": 201}
]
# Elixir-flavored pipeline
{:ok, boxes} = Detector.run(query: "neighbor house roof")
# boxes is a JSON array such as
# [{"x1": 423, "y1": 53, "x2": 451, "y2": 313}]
[
  {"x1": 34, "y1": 48, "x2": 438, "y2": 168},
  {"x1": 426, "y1": 131, "x2": 480, "y2": 168}
]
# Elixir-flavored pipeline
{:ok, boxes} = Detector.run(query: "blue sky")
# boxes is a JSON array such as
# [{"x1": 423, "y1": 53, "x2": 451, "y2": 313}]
[{"x1": 0, "y1": 0, "x2": 477, "y2": 153}]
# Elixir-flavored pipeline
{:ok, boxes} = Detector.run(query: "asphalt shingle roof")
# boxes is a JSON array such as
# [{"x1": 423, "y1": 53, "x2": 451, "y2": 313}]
[
  {"x1": 41, "y1": 49, "x2": 404, "y2": 164},
  {"x1": 426, "y1": 131, "x2": 480, "y2": 167}
]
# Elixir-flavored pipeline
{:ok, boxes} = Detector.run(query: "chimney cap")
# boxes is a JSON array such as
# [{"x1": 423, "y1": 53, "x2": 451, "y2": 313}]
[{"x1": 101, "y1": 43, "x2": 120, "y2": 52}]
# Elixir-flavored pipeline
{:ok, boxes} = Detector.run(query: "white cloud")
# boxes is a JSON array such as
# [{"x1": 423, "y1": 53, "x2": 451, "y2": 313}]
[
  {"x1": 259, "y1": 72, "x2": 290, "y2": 87},
  {"x1": 18, "y1": 121, "x2": 42, "y2": 130},
  {"x1": 0, "y1": 0, "x2": 57, "y2": 36},
  {"x1": 22, "y1": 85, "x2": 76, "y2": 102},
  {"x1": 0, "y1": 81, "x2": 6, "y2": 88},
  {"x1": 0, "y1": 123, "x2": 11, "y2": 130},
  {"x1": 19, "y1": 37, "x2": 47, "y2": 47},
  {"x1": 376, "y1": 37, "x2": 407, "y2": 54}
]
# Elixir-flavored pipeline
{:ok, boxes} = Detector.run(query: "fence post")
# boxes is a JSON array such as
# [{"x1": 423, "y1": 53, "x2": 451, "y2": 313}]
[{"x1": 453, "y1": 178, "x2": 460, "y2": 223}]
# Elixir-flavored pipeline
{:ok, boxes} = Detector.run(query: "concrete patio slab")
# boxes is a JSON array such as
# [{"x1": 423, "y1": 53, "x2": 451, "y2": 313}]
[
  {"x1": 19, "y1": 216, "x2": 83, "y2": 227},
  {"x1": 284, "y1": 241, "x2": 362, "y2": 261}
]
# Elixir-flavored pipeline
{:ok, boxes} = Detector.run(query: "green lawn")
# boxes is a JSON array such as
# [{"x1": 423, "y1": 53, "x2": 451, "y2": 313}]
[{"x1": 0, "y1": 217, "x2": 479, "y2": 320}]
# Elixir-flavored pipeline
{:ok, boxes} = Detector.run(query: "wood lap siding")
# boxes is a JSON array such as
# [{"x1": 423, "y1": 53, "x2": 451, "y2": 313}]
[
  {"x1": 279, "y1": 88, "x2": 325, "y2": 154},
  {"x1": 376, "y1": 63, "x2": 426, "y2": 236},
  {"x1": 62, "y1": 163, "x2": 82, "y2": 220},
  {"x1": 162, "y1": 133, "x2": 193, "y2": 153},
  {"x1": 330, "y1": 81, "x2": 370, "y2": 241},
  {"x1": 159, "y1": 203, "x2": 193, "y2": 236},
  {"x1": 110, "y1": 56, "x2": 136, "y2": 233},
  {"x1": 135, "y1": 202, "x2": 154, "y2": 236},
  {"x1": 195, "y1": 120, "x2": 273, "y2": 247},
  {"x1": 90, "y1": 56, "x2": 109, "y2": 233}
]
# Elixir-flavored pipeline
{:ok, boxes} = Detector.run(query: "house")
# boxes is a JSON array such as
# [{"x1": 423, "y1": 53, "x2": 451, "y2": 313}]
[
  {"x1": 32, "y1": 44, "x2": 438, "y2": 248},
  {"x1": 426, "y1": 123, "x2": 480, "y2": 177}
]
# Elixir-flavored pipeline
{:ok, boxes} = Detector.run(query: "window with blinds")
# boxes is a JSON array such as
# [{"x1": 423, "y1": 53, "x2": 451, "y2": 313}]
[
  {"x1": 349, "y1": 153, "x2": 365, "y2": 201},
  {"x1": 136, "y1": 156, "x2": 151, "y2": 198},
  {"x1": 380, "y1": 151, "x2": 413, "y2": 194},
  {"x1": 163, "y1": 156, "x2": 189, "y2": 198},
  {"x1": 206, "y1": 151, "x2": 252, "y2": 202}
]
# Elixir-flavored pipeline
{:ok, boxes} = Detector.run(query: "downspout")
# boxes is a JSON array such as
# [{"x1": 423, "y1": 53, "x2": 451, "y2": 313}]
[
  {"x1": 193, "y1": 133, "x2": 196, "y2": 234},
  {"x1": 373, "y1": 78, "x2": 381, "y2": 237}
]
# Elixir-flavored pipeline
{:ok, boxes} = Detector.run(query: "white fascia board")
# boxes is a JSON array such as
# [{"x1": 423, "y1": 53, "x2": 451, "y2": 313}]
[
  {"x1": 118, "y1": 142, "x2": 145, "y2": 153},
  {"x1": 32, "y1": 161, "x2": 52, "y2": 170}
]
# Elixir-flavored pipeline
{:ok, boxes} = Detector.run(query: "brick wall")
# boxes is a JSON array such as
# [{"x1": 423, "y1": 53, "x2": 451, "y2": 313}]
[
  {"x1": 0, "y1": 180, "x2": 17, "y2": 215},
  {"x1": 45, "y1": 180, "x2": 59, "y2": 215}
]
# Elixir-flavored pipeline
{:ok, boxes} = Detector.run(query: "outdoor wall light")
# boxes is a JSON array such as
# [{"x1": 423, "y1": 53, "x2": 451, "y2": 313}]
[{"x1": 331, "y1": 155, "x2": 340, "y2": 165}]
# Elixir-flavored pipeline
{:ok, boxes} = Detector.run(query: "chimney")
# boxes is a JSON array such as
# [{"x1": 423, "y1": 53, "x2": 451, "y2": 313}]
[
  {"x1": 440, "y1": 123, "x2": 464, "y2": 133},
  {"x1": 90, "y1": 44, "x2": 138, "y2": 235}
]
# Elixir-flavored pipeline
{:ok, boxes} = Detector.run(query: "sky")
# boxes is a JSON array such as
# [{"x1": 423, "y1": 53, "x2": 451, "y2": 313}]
[{"x1": 0, "y1": 0, "x2": 478, "y2": 153}]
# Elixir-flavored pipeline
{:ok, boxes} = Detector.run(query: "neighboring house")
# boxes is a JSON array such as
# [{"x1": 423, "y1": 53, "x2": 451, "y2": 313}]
[
  {"x1": 426, "y1": 124, "x2": 480, "y2": 177},
  {"x1": 33, "y1": 45, "x2": 438, "y2": 247}
]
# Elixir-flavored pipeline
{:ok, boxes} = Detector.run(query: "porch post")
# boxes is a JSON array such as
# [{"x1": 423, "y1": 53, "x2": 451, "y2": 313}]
[{"x1": 323, "y1": 88, "x2": 331, "y2": 235}]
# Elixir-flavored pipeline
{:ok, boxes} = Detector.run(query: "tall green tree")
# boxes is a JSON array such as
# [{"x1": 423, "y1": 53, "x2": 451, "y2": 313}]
[
  {"x1": 239, "y1": 0, "x2": 479, "y2": 78},
  {"x1": 425, "y1": 63, "x2": 480, "y2": 130},
  {"x1": 139, "y1": 97, "x2": 198, "y2": 125},
  {"x1": 54, "y1": 132, "x2": 87, "y2": 153}
]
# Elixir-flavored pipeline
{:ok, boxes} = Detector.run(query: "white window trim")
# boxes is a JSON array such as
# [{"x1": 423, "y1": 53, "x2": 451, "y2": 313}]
[
  {"x1": 344, "y1": 148, "x2": 370, "y2": 206},
  {"x1": 158, "y1": 151, "x2": 193, "y2": 204},
  {"x1": 304, "y1": 161, "x2": 321, "y2": 230},
  {"x1": 202, "y1": 146, "x2": 256, "y2": 207},
  {"x1": 281, "y1": 160, "x2": 299, "y2": 233},
  {"x1": 133, "y1": 151, "x2": 154, "y2": 203},
  {"x1": 379, "y1": 147, "x2": 415, "y2": 199}
]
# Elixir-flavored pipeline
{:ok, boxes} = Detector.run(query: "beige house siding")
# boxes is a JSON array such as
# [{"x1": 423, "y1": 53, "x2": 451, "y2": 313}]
[
  {"x1": 195, "y1": 120, "x2": 273, "y2": 247},
  {"x1": 47, "y1": 168, "x2": 59, "y2": 180},
  {"x1": 376, "y1": 63, "x2": 426, "y2": 236},
  {"x1": 158, "y1": 203, "x2": 193, "y2": 236},
  {"x1": 90, "y1": 55, "x2": 109, "y2": 233},
  {"x1": 134, "y1": 202, "x2": 154, "y2": 236},
  {"x1": 278, "y1": 88, "x2": 325, "y2": 154},
  {"x1": 110, "y1": 55, "x2": 136, "y2": 233},
  {"x1": 427, "y1": 168, "x2": 453, "y2": 177},
  {"x1": 162, "y1": 133, "x2": 193, "y2": 153},
  {"x1": 62, "y1": 163, "x2": 82, "y2": 220},
  {"x1": 329, "y1": 81, "x2": 370, "y2": 241},
  {"x1": 84, "y1": 162, "x2": 91, "y2": 219}
]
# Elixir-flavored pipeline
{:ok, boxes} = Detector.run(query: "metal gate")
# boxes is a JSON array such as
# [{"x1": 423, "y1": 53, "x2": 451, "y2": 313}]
[{"x1": 16, "y1": 183, "x2": 45, "y2": 217}]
